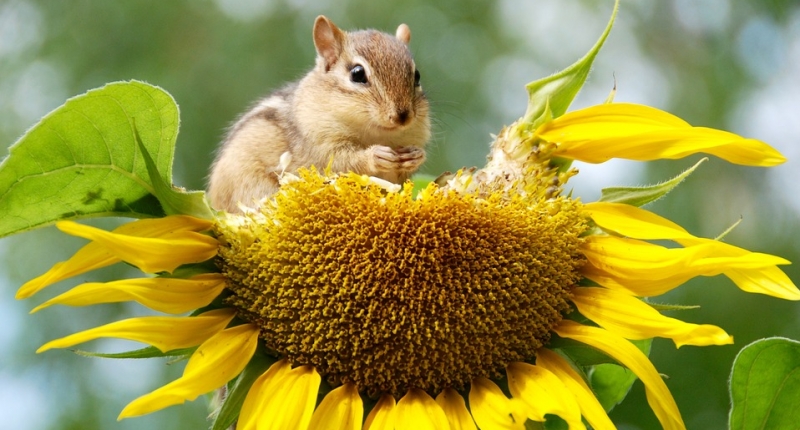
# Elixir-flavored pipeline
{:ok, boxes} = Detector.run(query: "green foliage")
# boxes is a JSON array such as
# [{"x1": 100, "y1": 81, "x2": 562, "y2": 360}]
[
  {"x1": 133, "y1": 125, "x2": 214, "y2": 219},
  {"x1": 0, "y1": 81, "x2": 178, "y2": 238},
  {"x1": 411, "y1": 173, "x2": 436, "y2": 198},
  {"x1": 599, "y1": 158, "x2": 707, "y2": 207},
  {"x1": 729, "y1": 337, "x2": 800, "y2": 429},
  {"x1": 74, "y1": 346, "x2": 195, "y2": 360},
  {"x1": 523, "y1": 0, "x2": 619, "y2": 128},
  {"x1": 589, "y1": 340, "x2": 651, "y2": 413}
]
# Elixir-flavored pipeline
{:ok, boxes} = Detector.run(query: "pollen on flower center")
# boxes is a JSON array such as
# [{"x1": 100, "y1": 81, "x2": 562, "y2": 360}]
[{"x1": 215, "y1": 170, "x2": 587, "y2": 397}]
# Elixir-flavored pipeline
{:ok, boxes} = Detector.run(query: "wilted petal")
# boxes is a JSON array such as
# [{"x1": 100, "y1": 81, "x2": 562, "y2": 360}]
[
  {"x1": 436, "y1": 388, "x2": 477, "y2": 430},
  {"x1": 535, "y1": 349, "x2": 615, "y2": 430},
  {"x1": 118, "y1": 323, "x2": 259, "y2": 418},
  {"x1": 31, "y1": 274, "x2": 226, "y2": 314},
  {"x1": 395, "y1": 389, "x2": 450, "y2": 430},
  {"x1": 572, "y1": 287, "x2": 733, "y2": 347},
  {"x1": 554, "y1": 320, "x2": 685, "y2": 430},
  {"x1": 308, "y1": 383, "x2": 363, "y2": 430},
  {"x1": 538, "y1": 103, "x2": 785, "y2": 166},
  {"x1": 37, "y1": 308, "x2": 235, "y2": 353},
  {"x1": 506, "y1": 362, "x2": 585, "y2": 429}
]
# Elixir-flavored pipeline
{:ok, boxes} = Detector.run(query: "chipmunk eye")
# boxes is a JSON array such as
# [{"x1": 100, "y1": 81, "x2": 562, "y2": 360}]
[
  {"x1": 350, "y1": 65, "x2": 368, "y2": 84},
  {"x1": 414, "y1": 69, "x2": 421, "y2": 87}
]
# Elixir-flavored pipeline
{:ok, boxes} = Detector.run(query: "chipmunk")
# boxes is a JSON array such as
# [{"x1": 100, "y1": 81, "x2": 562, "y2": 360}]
[{"x1": 208, "y1": 16, "x2": 431, "y2": 213}]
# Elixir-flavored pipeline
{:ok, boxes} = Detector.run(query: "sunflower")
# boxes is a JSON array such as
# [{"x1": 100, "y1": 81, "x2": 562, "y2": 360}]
[
  {"x1": 8, "y1": 2, "x2": 798, "y2": 428},
  {"x1": 18, "y1": 97, "x2": 797, "y2": 430}
]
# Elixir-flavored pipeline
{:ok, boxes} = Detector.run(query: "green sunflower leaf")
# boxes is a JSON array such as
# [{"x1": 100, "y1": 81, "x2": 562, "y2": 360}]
[
  {"x1": 134, "y1": 124, "x2": 214, "y2": 219},
  {"x1": 590, "y1": 339, "x2": 651, "y2": 412},
  {"x1": 72, "y1": 346, "x2": 195, "y2": 359},
  {"x1": 0, "y1": 81, "x2": 178, "y2": 238},
  {"x1": 598, "y1": 157, "x2": 707, "y2": 206},
  {"x1": 523, "y1": 0, "x2": 619, "y2": 127},
  {"x1": 211, "y1": 351, "x2": 277, "y2": 430},
  {"x1": 729, "y1": 337, "x2": 800, "y2": 429},
  {"x1": 590, "y1": 363, "x2": 638, "y2": 411}
]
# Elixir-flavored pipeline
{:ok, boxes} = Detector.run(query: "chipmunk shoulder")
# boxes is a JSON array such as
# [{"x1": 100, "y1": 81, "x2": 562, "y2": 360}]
[{"x1": 208, "y1": 16, "x2": 431, "y2": 213}]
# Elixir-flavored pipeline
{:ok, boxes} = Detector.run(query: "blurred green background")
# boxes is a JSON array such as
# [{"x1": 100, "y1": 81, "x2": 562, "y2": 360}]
[{"x1": 2, "y1": 0, "x2": 799, "y2": 429}]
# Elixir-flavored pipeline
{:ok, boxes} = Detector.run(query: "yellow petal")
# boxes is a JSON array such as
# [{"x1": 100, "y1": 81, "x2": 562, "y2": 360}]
[
  {"x1": 238, "y1": 361, "x2": 320, "y2": 430},
  {"x1": 584, "y1": 203, "x2": 799, "y2": 299},
  {"x1": 554, "y1": 321, "x2": 686, "y2": 430},
  {"x1": 582, "y1": 235, "x2": 791, "y2": 297},
  {"x1": 118, "y1": 323, "x2": 259, "y2": 418},
  {"x1": 538, "y1": 103, "x2": 785, "y2": 166},
  {"x1": 535, "y1": 349, "x2": 615, "y2": 430},
  {"x1": 364, "y1": 394, "x2": 397, "y2": 430},
  {"x1": 308, "y1": 383, "x2": 363, "y2": 430},
  {"x1": 572, "y1": 287, "x2": 733, "y2": 348},
  {"x1": 56, "y1": 220, "x2": 218, "y2": 274},
  {"x1": 31, "y1": 273, "x2": 226, "y2": 314},
  {"x1": 396, "y1": 389, "x2": 451, "y2": 430},
  {"x1": 17, "y1": 215, "x2": 214, "y2": 299},
  {"x1": 238, "y1": 360, "x2": 292, "y2": 430},
  {"x1": 726, "y1": 266, "x2": 800, "y2": 300},
  {"x1": 436, "y1": 388, "x2": 477, "y2": 430},
  {"x1": 506, "y1": 362, "x2": 585, "y2": 430},
  {"x1": 113, "y1": 215, "x2": 214, "y2": 235},
  {"x1": 17, "y1": 243, "x2": 118, "y2": 299},
  {"x1": 583, "y1": 202, "x2": 693, "y2": 240},
  {"x1": 37, "y1": 308, "x2": 235, "y2": 353},
  {"x1": 469, "y1": 377, "x2": 526, "y2": 430}
]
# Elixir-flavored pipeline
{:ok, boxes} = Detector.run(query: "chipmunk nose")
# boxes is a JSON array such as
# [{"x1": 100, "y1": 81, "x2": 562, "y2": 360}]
[{"x1": 392, "y1": 109, "x2": 410, "y2": 125}]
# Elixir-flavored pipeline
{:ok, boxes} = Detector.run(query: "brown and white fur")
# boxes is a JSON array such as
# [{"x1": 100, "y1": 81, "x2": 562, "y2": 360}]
[{"x1": 208, "y1": 16, "x2": 430, "y2": 213}]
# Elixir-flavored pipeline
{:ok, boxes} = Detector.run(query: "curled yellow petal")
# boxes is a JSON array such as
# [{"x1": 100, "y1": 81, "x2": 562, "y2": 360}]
[
  {"x1": 582, "y1": 235, "x2": 791, "y2": 297},
  {"x1": 506, "y1": 362, "x2": 585, "y2": 430},
  {"x1": 118, "y1": 323, "x2": 259, "y2": 418},
  {"x1": 308, "y1": 383, "x2": 363, "y2": 430},
  {"x1": 364, "y1": 394, "x2": 397, "y2": 430},
  {"x1": 469, "y1": 377, "x2": 526, "y2": 430},
  {"x1": 396, "y1": 389, "x2": 451, "y2": 430},
  {"x1": 16, "y1": 243, "x2": 118, "y2": 299},
  {"x1": 31, "y1": 274, "x2": 226, "y2": 314},
  {"x1": 554, "y1": 320, "x2": 686, "y2": 430},
  {"x1": 37, "y1": 308, "x2": 235, "y2": 353},
  {"x1": 436, "y1": 388, "x2": 477, "y2": 430},
  {"x1": 572, "y1": 287, "x2": 733, "y2": 347},
  {"x1": 583, "y1": 202, "x2": 693, "y2": 240},
  {"x1": 536, "y1": 349, "x2": 615, "y2": 430},
  {"x1": 17, "y1": 215, "x2": 214, "y2": 299},
  {"x1": 585, "y1": 202, "x2": 799, "y2": 298},
  {"x1": 56, "y1": 220, "x2": 218, "y2": 274},
  {"x1": 538, "y1": 103, "x2": 785, "y2": 166},
  {"x1": 238, "y1": 360, "x2": 320, "y2": 430}
]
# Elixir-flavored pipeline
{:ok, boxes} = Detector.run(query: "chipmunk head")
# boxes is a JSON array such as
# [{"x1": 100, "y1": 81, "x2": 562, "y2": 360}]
[{"x1": 311, "y1": 16, "x2": 430, "y2": 142}]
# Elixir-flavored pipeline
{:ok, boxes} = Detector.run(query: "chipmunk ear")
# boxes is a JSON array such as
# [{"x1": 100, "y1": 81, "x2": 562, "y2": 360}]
[
  {"x1": 313, "y1": 16, "x2": 346, "y2": 71},
  {"x1": 395, "y1": 23, "x2": 411, "y2": 44}
]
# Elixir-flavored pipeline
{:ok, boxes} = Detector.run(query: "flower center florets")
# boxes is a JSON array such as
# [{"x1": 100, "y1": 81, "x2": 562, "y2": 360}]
[{"x1": 216, "y1": 170, "x2": 587, "y2": 397}]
